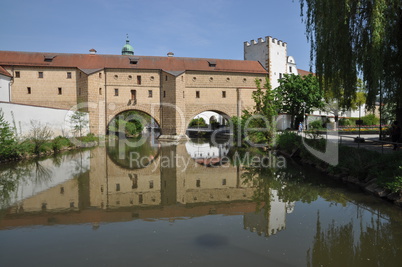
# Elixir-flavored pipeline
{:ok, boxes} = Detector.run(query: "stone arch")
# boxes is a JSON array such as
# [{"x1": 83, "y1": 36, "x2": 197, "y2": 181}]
[
  {"x1": 107, "y1": 104, "x2": 161, "y2": 129},
  {"x1": 185, "y1": 105, "x2": 235, "y2": 127}
]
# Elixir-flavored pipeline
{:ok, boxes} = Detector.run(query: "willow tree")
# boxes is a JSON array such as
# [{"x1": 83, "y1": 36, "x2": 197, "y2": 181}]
[{"x1": 299, "y1": 0, "x2": 402, "y2": 121}]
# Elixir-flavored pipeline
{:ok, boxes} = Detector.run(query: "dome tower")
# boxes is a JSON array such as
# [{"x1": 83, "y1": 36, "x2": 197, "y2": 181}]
[{"x1": 122, "y1": 34, "x2": 134, "y2": 55}]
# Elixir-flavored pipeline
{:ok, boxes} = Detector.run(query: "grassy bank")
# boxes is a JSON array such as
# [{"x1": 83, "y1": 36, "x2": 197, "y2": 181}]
[{"x1": 276, "y1": 131, "x2": 402, "y2": 194}]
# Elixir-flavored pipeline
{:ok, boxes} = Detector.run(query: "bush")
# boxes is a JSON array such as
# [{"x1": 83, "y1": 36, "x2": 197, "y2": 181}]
[
  {"x1": 339, "y1": 118, "x2": 354, "y2": 126},
  {"x1": 361, "y1": 114, "x2": 379, "y2": 125},
  {"x1": 276, "y1": 131, "x2": 301, "y2": 153},
  {"x1": 309, "y1": 120, "x2": 325, "y2": 130},
  {"x1": 0, "y1": 110, "x2": 19, "y2": 160},
  {"x1": 189, "y1": 118, "x2": 207, "y2": 127},
  {"x1": 51, "y1": 136, "x2": 71, "y2": 152}
]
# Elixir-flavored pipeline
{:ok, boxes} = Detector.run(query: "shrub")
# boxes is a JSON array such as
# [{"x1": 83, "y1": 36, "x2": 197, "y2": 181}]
[
  {"x1": 0, "y1": 110, "x2": 19, "y2": 160},
  {"x1": 309, "y1": 120, "x2": 324, "y2": 130},
  {"x1": 189, "y1": 118, "x2": 207, "y2": 127},
  {"x1": 339, "y1": 118, "x2": 354, "y2": 126},
  {"x1": 276, "y1": 131, "x2": 300, "y2": 153},
  {"x1": 361, "y1": 114, "x2": 379, "y2": 125}
]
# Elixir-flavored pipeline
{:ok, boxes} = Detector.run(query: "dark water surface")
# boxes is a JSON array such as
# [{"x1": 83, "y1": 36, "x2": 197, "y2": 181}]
[{"x1": 1, "y1": 137, "x2": 402, "y2": 267}]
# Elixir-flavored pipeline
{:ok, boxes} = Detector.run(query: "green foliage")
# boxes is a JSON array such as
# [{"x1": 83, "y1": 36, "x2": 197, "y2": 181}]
[
  {"x1": 108, "y1": 111, "x2": 149, "y2": 137},
  {"x1": 339, "y1": 118, "x2": 355, "y2": 126},
  {"x1": 275, "y1": 74, "x2": 324, "y2": 128},
  {"x1": 51, "y1": 136, "x2": 71, "y2": 153},
  {"x1": 276, "y1": 131, "x2": 301, "y2": 154},
  {"x1": 0, "y1": 110, "x2": 19, "y2": 160},
  {"x1": 242, "y1": 77, "x2": 277, "y2": 147},
  {"x1": 361, "y1": 114, "x2": 380, "y2": 126},
  {"x1": 70, "y1": 111, "x2": 89, "y2": 137},
  {"x1": 189, "y1": 117, "x2": 207, "y2": 127},
  {"x1": 28, "y1": 121, "x2": 53, "y2": 155},
  {"x1": 299, "y1": 0, "x2": 402, "y2": 120},
  {"x1": 309, "y1": 120, "x2": 325, "y2": 130}
]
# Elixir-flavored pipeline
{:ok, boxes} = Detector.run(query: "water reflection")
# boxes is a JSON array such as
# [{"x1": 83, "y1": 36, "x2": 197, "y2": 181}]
[{"x1": 1, "y1": 138, "x2": 402, "y2": 266}]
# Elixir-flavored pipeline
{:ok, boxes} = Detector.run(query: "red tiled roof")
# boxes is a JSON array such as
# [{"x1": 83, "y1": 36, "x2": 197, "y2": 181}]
[
  {"x1": 298, "y1": 69, "x2": 314, "y2": 76},
  {"x1": 0, "y1": 51, "x2": 268, "y2": 74},
  {"x1": 0, "y1": 66, "x2": 11, "y2": 77}
]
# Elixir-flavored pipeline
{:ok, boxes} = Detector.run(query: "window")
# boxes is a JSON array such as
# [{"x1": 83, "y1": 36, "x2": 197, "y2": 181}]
[
  {"x1": 222, "y1": 91, "x2": 226, "y2": 98},
  {"x1": 289, "y1": 66, "x2": 292, "y2": 73},
  {"x1": 196, "y1": 179, "x2": 201, "y2": 187},
  {"x1": 114, "y1": 88, "x2": 119, "y2": 96},
  {"x1": 137, "y1": 75, "x2": 142, "y2": 85},
  {"x1": 139, "y1": 194, "x2": 143, "y2": 204},
  {"x1": 60, "y1": 187, "x2": 64, "y2": 194},
  {"x1": 99, "y1": 73, "x2": 102, "y2": 78},
  {"x1": 131, "y1": 90, "x2": 136, "y2": 100},
  {"x1": 222, "y1": 179, "x2": 226, "y2": 185},
  {"x1": 38, "y1": 72, "x2": 43, "y2": 78},
  {"x1": 15, "y1": 71, "x2": 20, "y2": 78},
  {"x1": 70, "y1": 202, "x2": 75, "y2": 208},
  {"x1": 99, "y1": 88, "x2": 102, "y2": 95},
  {"x1": 279, "y1": 73, "x2": 282, "y2": 79},
  {"x1": 165, "y1": 75, "x2": 168, "y2": 81},
  {"x1": 163, "y1": 91, "x2": 166, "y2": 98},
  {"x1": 183, "y1": 91, "x2": 185, "y2": 98},
  {"x1": 116, "y1": 184, "x2": 120, "y2": 191},
  {"x1": 196, "y1": 91, "x2": 200, "y2": 98},
  {"x1": 27, "y1": 87, "x2": 31, "y2": 94},
  {"x1": 67, "y1": 72, "x2": 72, "y2": 79},
  {"x1": 149, "y1": 180, "x2": 154, "y2": 189},
  {"x1": 132, "y1": 174, "x2": 138, "y2": 189},
  {"x1": 58, "y1": 87, "x2": 62, "y2": 95},
  {"x1": 129, "y1": 57, "x2": 139, "y2": 64},
  {"x1": 148, "y1": 90, "x2": 152, "y2": 98}
]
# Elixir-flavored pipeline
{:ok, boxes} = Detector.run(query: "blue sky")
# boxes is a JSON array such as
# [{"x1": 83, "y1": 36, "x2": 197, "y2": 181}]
[{"x1": 2, "y1": 0, "x2": 312, "y2": 71}]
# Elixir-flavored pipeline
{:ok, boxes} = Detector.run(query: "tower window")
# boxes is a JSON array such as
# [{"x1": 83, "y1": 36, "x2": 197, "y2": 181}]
[
  {"x1": 27, "y1": 87, "x2": 31, "y2": 94},
  {"x1": 99, "y1": 88, "x2": 102, "y2": 95},
  {"x1": 38, "y1": 72, "x2": 43, "y2": 78},
  {"x1": 137, "y1": 75, "x2": 142, "y2": 85},
  {"x1": 222, "y1": 91, "x2": 226, "y2": 98},
  {"x1": 67, "y1": 72, "x2": 72, "y2": 79},
  {"x1": 148, "y1": 90, "x2": 153, "y2": 98},
  {"x1": 289, "y1": 66, "x2": 292, "y2": 73},
  {"x1": 58, "y1": 87, "x2": 62, "y2": 95},
  {"x1": 196, "y1": 91, "x2": 200, "y2": 98},
  {"x1": 15, "y1": 71, "x2": 20, "y2": 78},
  {"x1": 114, "y1": 88, "x2": 119, "y2": 96}
]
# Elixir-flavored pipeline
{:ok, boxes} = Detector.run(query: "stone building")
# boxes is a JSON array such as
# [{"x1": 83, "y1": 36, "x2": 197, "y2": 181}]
[{"x1": 0, "y1": 40, "x2": 267, "y2": 137}]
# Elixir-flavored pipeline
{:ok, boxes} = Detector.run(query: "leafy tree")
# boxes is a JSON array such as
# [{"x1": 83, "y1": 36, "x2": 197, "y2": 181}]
[
  {"x1": 299, "y1": 0, "x2": 402, "y2": 121},
  {"x1": 274, "y1": 73, "x2": 324, "y2": 129},
  {"x1": 28, "y1": 120, "x2": 53, "y2": 155},
  {"x1": 0, "y1": 109, "x2": 18, "y2": 160},
  {"x1": 242, "y1": 77, "x2": 277, "y2": 147},
  {"x1": 189, "y1": 117, "x2": 207, "y2": 127},
  {"x1": 70, "y1": 111, "x2": 89, "y2": 137}
]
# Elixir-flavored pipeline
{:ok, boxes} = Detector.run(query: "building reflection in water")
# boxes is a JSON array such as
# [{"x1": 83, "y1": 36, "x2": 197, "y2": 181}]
[{"x1": 0, "y1": 136, "x2": 293, "y2": 238}]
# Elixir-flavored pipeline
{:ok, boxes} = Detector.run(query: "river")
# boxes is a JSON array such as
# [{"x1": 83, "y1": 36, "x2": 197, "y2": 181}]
[{"x1": 1, "y1": 135, "x2": 402, "y2": 266}]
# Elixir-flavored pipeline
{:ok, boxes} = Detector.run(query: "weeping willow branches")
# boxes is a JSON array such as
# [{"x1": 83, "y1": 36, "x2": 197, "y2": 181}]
[{"x1": 299, "y1": 0, "x2": 402, "y2": 118}]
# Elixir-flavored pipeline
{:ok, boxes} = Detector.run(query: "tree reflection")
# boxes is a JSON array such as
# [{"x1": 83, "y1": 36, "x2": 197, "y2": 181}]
[{"x1": 307, "y1": 211, "x2": 402, "y2": 266}]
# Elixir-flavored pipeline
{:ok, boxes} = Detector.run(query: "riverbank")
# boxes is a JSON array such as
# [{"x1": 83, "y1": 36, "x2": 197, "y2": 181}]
[
  {"x1": 0, "y1": 134, "x2": 98, "y2": 164},
  {"x1": 276, "y1": 131, "x2": 402, "y2": 208}
]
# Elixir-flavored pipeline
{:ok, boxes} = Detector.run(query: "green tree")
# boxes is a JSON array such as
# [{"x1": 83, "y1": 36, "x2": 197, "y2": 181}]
[
  {"x1": 274, "y1": 73, "x2": 324, "y2": 129},
  {"x1": 242, "y1": 77, "x2": 277, "y2": 147},
  {"x1": 299, "y1": 0, "x2": 402, "y2": 121},
  {"x1": 70, "y1": 111, "x2": 89, "y2": 137},
  {"x1": 28, "y1": 120, "x2": 53, "y2": 155},
  {"x1": 0, "y1": 109, "x2": 18, "y2": 160}
]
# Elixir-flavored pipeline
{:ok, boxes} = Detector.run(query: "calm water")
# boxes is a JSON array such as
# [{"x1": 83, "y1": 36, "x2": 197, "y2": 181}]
[{"x1": 1, "y1": 136, "x2": 402, "y2": 267}]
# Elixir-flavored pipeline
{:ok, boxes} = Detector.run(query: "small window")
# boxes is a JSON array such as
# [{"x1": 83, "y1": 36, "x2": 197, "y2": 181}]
[
  {"x1": 222, "y1": 179, "x2": 226, "y2": 185},
  {"x1": 183, "y1": 91, "x2": 185, "y2": 98},
  {"x1": 60, "y1": 187, "x2": 64, "y2": 194},
  {"x1": 289, "y1": 66, "x2": 292, "y2": 73},
  {"x1": 148, "y1": 90, "x2": 152, "y2": 98},
  {"x1": 58, "y1": 87, "x2": 62, "y2": 95},
  {"x1": 114, "y1": 88, "x2": 119, "y2": 96},
  {"x1": 139, "y1": 194, "x2": 143, "y2": 204},
  {"x1": 196, "y1": 91, "x2": 200, "y2": 98},
  {"x1": 129, "y1": 57, "x2": 139, "y2": 64},
  {"x1": 116, "y1": 184, "x2": 120, "y2": 191},
  {"x1": 15, "y1": 71, "x2": 20, "y2": 78},
  {"x1": 196, "y1": 179, "x2": 201, "y2": 187},
  {"x1": 243, "y1": 78, "x2": 247, "y2": 83},
  {"x1": 137, "y1": 75, "x2": 142, "y2": 85},
  {"x1": 222, "y1": 91, "x2": 226, "y2": 98},
  {"x1": 67, "y1": 72, "x2": 72, "y2": 79},
  {"x1": 128, "y1": 75, "x2": 132, "y2": 80},
  {"x1": 165, "y1": 75, "x2": 168, "y2": 81},
  {"x1": 114, "y1": 75, "x2": 118, "y2": 80},
  {"x1": 99, "y1": 73, "x2": 102, "y2": 79},
  {"x1": 38, "y1": 72, "x2": 43, "y2": 78},
  {"x1": 99, "y1": 88, "x2": 102, "y2": 95},
  {"x1": 279, "y1": 73, "x2": 282, "y2": 79},
  {"x1": 27, "y1": 87, "x2": 31, "y2": 94},
  {"x1": 163, "y1": 91, "x2": 166, "y2": 98},
  {"x1": 150, "y1": 76, "x2": 155, "y2": 81},
  {"x1": 70, "y1": 202, "x2": 75, "y2": 208},
  {"x1": 149, "y1": 180, "x2": 154, "y2": 189}
]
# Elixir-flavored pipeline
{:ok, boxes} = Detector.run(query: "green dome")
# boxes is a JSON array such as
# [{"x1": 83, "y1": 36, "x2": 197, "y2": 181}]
[{"x1": 122, "y1": 39, "x2": 134, "y2": 55}]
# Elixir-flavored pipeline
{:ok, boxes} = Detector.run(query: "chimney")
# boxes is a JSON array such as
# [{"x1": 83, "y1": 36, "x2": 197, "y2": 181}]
[
  {"x1": 89, "y1": 48, "x2": 97, "y2": 55},
  {"x1": 167, "y1": 52, "x2": 174, "y2": 57}
]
